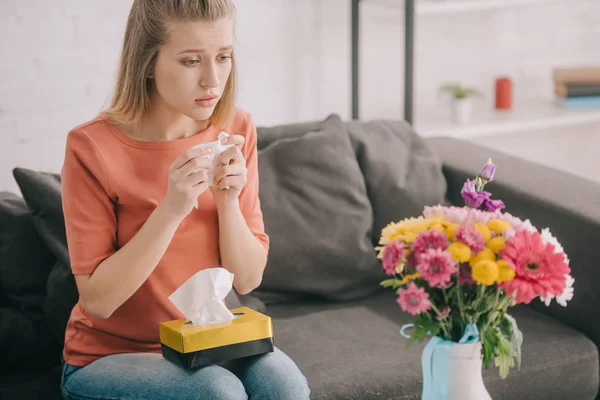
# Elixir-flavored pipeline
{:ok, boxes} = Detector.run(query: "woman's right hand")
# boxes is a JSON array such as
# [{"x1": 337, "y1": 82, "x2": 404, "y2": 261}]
[{"x1": 161, "y1": 147, "x2": 214, "y2": 220}]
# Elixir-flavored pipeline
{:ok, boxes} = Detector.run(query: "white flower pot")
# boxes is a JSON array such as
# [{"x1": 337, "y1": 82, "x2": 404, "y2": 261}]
[
  {"x1": 422, "y1": 340, "x2": 492, "y2": 400},
  {"x1": 447, "y1": 341, "x2": 492, "y2": 400},
  {"x1": 451, "y1": 98, "x2": 472, "y2": 125}
]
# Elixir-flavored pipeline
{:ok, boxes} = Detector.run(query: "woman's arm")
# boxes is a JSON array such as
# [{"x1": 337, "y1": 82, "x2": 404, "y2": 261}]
[
  {"x1": 211, "y1": 116, "x2": 270, "y2": 295},
  {"x1": 216, "y1": 199, "x2": 268, "y2": 295},
  {"x1": 75, "y1": 202, "x2": 181, "y2": 319}
]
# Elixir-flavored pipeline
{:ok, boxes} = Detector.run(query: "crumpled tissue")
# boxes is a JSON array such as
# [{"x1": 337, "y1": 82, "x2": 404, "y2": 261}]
[{"x1": 168, "y1": 267, "x2": 236, "y2": 325}]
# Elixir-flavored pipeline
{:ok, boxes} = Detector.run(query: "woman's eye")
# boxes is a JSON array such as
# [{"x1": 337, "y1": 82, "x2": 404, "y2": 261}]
[
  {"x1": 218, "y1": 55, "x2": 232, "y2": 63},
  {"x1": 183, "y1": 59, "x2": 199, "y2": 66}
]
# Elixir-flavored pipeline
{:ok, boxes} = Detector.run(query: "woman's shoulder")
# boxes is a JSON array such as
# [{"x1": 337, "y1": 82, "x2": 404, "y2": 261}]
[
  {"x1": 226, "y1": 107, "x2": 256, "y2": 137},
  {"x1": 65, "y1": 115, "x2": 115, "y2": 150}
]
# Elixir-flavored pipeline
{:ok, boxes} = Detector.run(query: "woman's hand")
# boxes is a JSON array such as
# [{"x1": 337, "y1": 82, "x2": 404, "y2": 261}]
[
  {"x1": 211, "y1": 135, "x2": 247, "y2": 208},
  {"x1": 161, "y1": 147, "x2": 213, "y2": 220}
]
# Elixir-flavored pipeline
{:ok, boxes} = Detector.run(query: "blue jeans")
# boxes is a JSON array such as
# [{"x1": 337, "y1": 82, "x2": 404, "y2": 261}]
[{"x1": 61, "y1": 347, "x2": 310, "y2": 399}]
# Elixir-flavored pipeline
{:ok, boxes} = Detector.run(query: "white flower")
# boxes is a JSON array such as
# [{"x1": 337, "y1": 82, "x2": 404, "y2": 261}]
[
  {"x1": 556, "y1": 275, "x2": 575, "y2": 306},
  {"x1": 540, "y1": 227, "x2": 570, "y2": 265},
  {"x1": 541, "y1": 274, "x2": 575, "y2": 307}
]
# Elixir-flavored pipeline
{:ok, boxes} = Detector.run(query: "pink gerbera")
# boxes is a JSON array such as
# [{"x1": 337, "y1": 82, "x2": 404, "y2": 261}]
[
  {"x1": 455, "y1": 224, "x2": 485, "y2": 253},
  {"x1": 499, "y1": 230, "x2": 571, "y2": 304},
  {"x1": 412, "y1": 230, "x2": 450, "y2": 261},
  {"x1": 416, "y1": 248, "x2": 457, "y2": 287},
  {"x1": 381, "y1": 240, "x2": 405, "y2": 276},
  {"x1": 397, "y1": 282, "x2": 431, "y2": 315}
]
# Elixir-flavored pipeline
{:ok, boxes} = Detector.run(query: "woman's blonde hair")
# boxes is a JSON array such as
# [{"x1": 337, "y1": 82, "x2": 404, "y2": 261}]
[{"x1": 103, "y1": 0, "x2": 237, "y2": 131}]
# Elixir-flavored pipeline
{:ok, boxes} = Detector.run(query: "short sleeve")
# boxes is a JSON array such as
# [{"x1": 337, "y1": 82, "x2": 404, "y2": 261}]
[
  {"x1": 61, "y1": 129, "x2": 117, "y2": 275},
  {"x1": 239, "y1": 116, "x2": 270, "y2": 252}
]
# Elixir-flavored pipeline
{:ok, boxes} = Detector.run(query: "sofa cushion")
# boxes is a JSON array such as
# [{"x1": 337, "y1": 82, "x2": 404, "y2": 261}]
[
  {"x1": 0, "y1": 192, "x2": 55, "y2": 313},
  {"x1": 346, "y1": 120, "x2": 447, "y2": 246},
  {"x1": 255, "y1": 114, "x2": 381, "y2": 304},
  {"x1": 0, "y1": 307, "x2": 60, "y2": 374},
  {"x1": 269, "y1": 293, "x2": 599, "y2": 400}
]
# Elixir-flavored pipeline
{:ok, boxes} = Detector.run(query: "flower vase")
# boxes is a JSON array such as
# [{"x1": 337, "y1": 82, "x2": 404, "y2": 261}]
[
  {"x1": 446, "y1": 341, "x2": 492, "y2": 400},
  {"x1": 420, "y1": 327, "x2": 492, "y2": 399},
  {"x1": 451, "y1": 97, "x2": 472, "y2": 125}
]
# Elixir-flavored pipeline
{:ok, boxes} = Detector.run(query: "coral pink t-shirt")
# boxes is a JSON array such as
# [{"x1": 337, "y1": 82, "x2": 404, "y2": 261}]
[{"x1": 60, "y1": 108, "x2": 269, "y2": 367}]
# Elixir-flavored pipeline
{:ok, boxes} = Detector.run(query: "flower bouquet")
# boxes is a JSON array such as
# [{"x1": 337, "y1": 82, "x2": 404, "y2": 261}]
[{"x1": 376, "y1": 159, "x2": 574, "y2": 399}]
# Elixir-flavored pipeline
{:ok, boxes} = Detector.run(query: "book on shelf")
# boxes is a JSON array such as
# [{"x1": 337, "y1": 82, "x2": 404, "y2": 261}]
[
  {"x1": 553, "y1": 66, "x2": 600, "y2": 85},
  {"x1": 556, "y1": 95, "x2": 600, "y2": 109},
  {"x1": 554, "y1": 82, "x2": 600, "y2": 98},
  {"x1": 553, "y1": 66, "x2": 600, "y2": 109}
]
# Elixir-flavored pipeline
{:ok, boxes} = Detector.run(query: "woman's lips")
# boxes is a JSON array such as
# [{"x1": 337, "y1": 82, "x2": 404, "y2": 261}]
[{"x1": 195, "y1": 95, "x2": 218, "y2": 108}]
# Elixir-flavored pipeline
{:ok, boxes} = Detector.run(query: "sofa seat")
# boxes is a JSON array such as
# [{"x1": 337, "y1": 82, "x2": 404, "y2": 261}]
[{"x1": 269, "y1": 291, "x2": 599, "y2": 400}]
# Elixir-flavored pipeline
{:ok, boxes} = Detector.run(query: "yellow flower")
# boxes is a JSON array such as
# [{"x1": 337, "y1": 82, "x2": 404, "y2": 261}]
[
  {"x1": 396, "y1": 263, "x2": 406, "y2": 274},
  {"x1": 444, "y1": 223, "x2": 461, "y2": 240},
  {"x1": 487, "y1": 236, "x2": 506, "y2": 253},
  {"x1": 488, "y1": 219, "x2": 512, "y2": 235},
  {"x1": 448, "y1": 242, "x2": 472, "y2": 263},
  {"x1": 400, "y1": 271, "x2": 420, "y2": 285},
  {"x1": 496, "y1": 260, "x2": 515, "y2": 283},
  {"x1": 474, "y1": 223, "x2": 492, "y2": 241},
  {"x1": 469, "y1": 247, "x2": 496, "y2": 268},
  {"x1": 472, "y1": 260, "x2": 499, "y2": 286},
  {"x1": 380, "y1": 217, "x2": 430, "y2": 245}
]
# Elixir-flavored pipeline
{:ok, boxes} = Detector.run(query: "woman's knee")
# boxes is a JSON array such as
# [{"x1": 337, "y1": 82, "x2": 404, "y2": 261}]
[
  {"x1": 236, "y1": 348, "x2": 311, "y2": 400},
  {"x1": 198, "y1": 373, "x2": 248, "y2": 400}
]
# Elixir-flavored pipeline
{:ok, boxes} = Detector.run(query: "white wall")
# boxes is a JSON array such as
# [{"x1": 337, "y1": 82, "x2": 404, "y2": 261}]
[{"x1": 1, "y1": 0, "x2": 599, "y2": 193}]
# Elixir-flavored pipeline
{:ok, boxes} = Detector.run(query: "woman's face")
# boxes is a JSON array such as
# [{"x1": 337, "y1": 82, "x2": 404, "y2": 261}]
[{"x1": 151, "y1": 18, "x2": 234, "y2": 122}]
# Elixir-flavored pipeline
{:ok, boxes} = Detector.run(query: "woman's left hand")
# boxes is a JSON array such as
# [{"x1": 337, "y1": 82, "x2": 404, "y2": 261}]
[{"x1": 211, "y1": 134, "x2": 247, "y2": 206}]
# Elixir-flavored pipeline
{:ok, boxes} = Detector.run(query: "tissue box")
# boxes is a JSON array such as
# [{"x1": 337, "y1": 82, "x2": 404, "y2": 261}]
[{"x1": 159, "y1": 306, "x2": 274, "y2": 369}]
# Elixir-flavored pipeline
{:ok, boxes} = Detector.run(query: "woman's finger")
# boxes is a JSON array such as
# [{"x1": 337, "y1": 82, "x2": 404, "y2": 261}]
[
  {"x1": 173, "y1": 156, "x2": 212, "y2": 181},
  {"x1": 215, "y1": 175, "x2": 246, "y2": 190},
  {"x1": 170, "y1": 147, "x2": 212, "y2": 171},
  {"x1": 182, "y1": 170, "x2": 209, "y2": 187},
  {"x1": 222, "y1": 134, "x2": 245, "y2": 149},
  {"x1": 213, "y1": 163, "x2": 246, "y2": 185},
  {"x1": 217, "y1": 146, "x2": 243, "y2": 166}
]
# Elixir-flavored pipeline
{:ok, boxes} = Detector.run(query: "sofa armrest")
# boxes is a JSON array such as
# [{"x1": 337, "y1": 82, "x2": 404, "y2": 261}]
[{"x1": 426, "y1": 137, "x2": 600, "y2": 344}]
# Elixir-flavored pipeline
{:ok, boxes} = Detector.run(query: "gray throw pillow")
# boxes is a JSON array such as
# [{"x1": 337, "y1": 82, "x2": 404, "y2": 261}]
[
  {"x1": 346, "y1": 120, "x2": 447, "y2": 246},
  {"x1": 255, "y1": 114, "x2": 381, "y2": 303},
  {"x1": 0, "y1": 192, "x2": 55, "y2": 313}
]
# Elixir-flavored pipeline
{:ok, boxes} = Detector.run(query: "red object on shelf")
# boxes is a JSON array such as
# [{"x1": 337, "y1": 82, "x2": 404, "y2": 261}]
[{"x1": 495, "y1": 77, "x2": 512, "y2": 110}]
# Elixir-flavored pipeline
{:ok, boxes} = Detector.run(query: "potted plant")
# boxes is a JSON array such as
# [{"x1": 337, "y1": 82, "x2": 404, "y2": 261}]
[{"x1": 439, "y1": 83, "x2": 482, "y2": 125}]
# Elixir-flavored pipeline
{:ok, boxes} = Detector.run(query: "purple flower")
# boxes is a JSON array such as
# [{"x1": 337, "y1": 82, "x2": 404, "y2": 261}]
[
  {"x1": 462, "y1": 179, "x2": 477, "y2": 193},
  {"x1": 480, "y1": 159, "x2": 496, "y2": 182},
  {"x1": 484, "y1": 197, "x2": 505, "y2": 211},
  {"x1": 461, "y1": 189, "x2": 491, "y2": 209}
]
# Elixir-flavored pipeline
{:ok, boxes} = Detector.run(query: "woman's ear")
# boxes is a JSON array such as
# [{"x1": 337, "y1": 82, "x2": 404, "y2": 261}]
[{"x1": 147, "y1": 57, "x2": 157, "y2": 79}]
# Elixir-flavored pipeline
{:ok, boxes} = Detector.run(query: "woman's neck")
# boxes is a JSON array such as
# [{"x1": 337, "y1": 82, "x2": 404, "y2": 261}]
[{"x1": 133, "y1": 93, "x2": 210, "y2": 142}]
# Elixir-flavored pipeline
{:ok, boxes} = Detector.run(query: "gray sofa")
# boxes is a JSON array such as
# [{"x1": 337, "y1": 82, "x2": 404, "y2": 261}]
[{"x1": 1, "y1": 114, "x2": 599, "y2": 399}]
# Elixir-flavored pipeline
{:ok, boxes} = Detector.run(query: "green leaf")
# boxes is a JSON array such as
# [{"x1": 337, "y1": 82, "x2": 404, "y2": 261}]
[
  {"x1": 406, "y1": 315, "x2": 440, "y2": 347},
  {"x1": 494, "y1": 336, "x2": 514, "y2": 379},
  {"x1": 380, "y1": 279, "x2": 401, "y2": 290},
  {"x1": 504, "y1": 314, "x2": 523, "y2": 370},
  {"x1": 482, "y1": 327, "x2": 500, "y2": 369}
]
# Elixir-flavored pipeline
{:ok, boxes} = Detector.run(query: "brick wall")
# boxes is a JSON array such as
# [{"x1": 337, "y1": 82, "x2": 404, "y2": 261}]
[{"x1": 1, "y1": 0, "x2": 598, "y2": 192}]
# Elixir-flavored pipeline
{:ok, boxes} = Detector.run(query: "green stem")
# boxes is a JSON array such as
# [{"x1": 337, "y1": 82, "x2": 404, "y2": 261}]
[
  {"x1": 481, "y1": 287, "x2": 502, "y2": 338},
  {"x1": 456, "y1": 268, "x2": 467, "y2": 324}
]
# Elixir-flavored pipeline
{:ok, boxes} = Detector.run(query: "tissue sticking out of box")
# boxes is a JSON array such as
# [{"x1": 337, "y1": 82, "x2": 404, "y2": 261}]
[{"x1": 168, "y1": 267, "x2": 236, "y2": 325}]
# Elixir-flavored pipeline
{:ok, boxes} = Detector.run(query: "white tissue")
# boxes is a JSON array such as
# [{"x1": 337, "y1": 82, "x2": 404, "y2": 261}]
[
  {"x1": 168, "y1": 267, "x2": 236, "y2": 325},
  {"x1": 189, "y1": 132, "x2": 235, "y2": 209}
]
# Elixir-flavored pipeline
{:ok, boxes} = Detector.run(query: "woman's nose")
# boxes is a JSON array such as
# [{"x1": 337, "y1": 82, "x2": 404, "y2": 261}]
[{"x1": 201, "y1": 62, "x2": 220, "y2": 89}]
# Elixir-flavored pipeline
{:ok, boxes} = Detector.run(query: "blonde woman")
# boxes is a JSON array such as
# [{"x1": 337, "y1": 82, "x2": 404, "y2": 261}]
[{"x1": 59, "y1": 1, "x2": 310, "y2": 399}]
